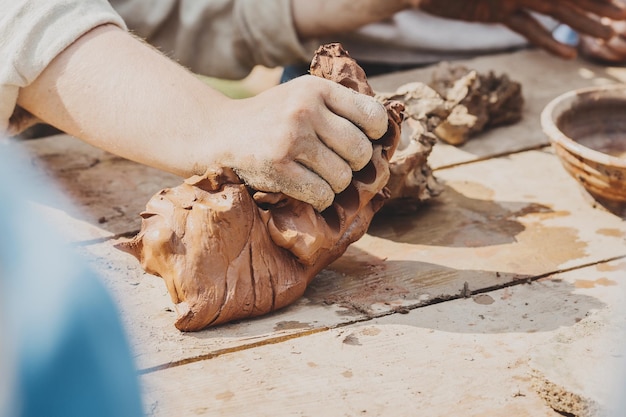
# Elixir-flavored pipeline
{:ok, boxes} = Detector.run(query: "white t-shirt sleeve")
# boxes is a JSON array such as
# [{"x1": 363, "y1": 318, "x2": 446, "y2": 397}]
[{"x1": 0, "y1": 0, "x2": 126, "y2": 134}]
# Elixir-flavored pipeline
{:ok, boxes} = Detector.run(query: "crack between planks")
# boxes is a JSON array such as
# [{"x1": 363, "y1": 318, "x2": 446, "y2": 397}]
[
  {"x1": 138, "y1": 327, "x2": 329, "y2": 375},
  {"x1": 70, "y1": 229, "x2": 140, "y2": 247},
  {"x1": 73, "y1": 145, "x2": 554, "y2": 247},
  {"x1": 433, "y1": 144, "x2": 550, "y2": 172},
  {"x1": 137, "y1": 254, "x2": 625, "y2": 376}
]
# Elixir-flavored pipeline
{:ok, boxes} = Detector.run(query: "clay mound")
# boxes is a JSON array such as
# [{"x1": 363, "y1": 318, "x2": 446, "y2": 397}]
[
  {"x1": 376, "y1": 63, "x2": 523, "y2": 211},
  {"x1": 115, "y1": 43, "x2": 404, "y2": 331},
  {"x1": 377, "y1": 82, "x2": 444, "y2": 212},
  {"x1": 430, "y1": 62, "x2": 523, "y2": 145},
  {"x1": 378, "y1": 62, "x2": 524, "y2": 147}
]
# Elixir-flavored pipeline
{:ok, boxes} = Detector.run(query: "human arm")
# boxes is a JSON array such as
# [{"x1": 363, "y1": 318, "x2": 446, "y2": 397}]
[
  {"x1": 415, "y1": 0, "x2": 626, "y2": 59},
  {"x1": 15, "y1": 24, "x2": 388, "y2": 211},
  {"x1": 293, "y1": 0, "x2": 626, "y2": 59},
  {"x1": 579, "y1": 18, "x2": 626, "y2": 63},
  {"x1": 108, "y1": 0, "x2": 626, "y2": 81}
]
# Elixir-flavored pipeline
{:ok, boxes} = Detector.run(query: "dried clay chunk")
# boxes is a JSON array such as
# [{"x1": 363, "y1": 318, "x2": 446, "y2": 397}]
[
  {"x1": 376, "y1": 82, "x2": 443, "y2": 213},
  {"x1": 115, "y1": 43, "x2": 404, "y2": 331},
  {"x1": 378, "y1": 62, "x2": 523, "y2": 147}
]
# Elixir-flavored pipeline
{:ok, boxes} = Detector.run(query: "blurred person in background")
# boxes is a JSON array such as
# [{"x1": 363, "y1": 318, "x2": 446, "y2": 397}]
[{"x1": 0, "y1": 141, "x2": 144, "y2": 417}]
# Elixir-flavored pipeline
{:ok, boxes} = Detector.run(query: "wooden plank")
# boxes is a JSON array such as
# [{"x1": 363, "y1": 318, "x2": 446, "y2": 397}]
[
  {"x1": 81, "y1": 148, "x2": 625, "y2": 372},
  {"x1": 370, "y1": 49, "x2": 622, "y2": 169},
  {"x1": 15, "y1": 134, "x2": 182, "y2": 241},
  {"x1": 140, "y1": 259, "x2": 626, "y2": 417},
  {"x1": 78, "y1": 240, "x2": 369, "y2": 371},
  {"x1": 309, "y1": 149, "x2": 625, "y2": 313}
]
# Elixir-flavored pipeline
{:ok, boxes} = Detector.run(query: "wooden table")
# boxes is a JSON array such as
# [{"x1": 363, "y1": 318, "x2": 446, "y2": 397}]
[{"x1": 15, "y1": 49, "x2": 626, "y2": 416}]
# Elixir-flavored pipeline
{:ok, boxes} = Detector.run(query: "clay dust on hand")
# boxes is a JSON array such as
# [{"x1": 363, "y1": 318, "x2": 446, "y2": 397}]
[{"x1": 115, "y1": 44, "x2": 405, "y2": 331}]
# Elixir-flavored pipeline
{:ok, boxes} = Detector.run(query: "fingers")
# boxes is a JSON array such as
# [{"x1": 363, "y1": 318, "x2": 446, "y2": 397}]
[
  {"x1": 565, "y1": 0, "x2": 626, "y2": 21},
  {"x1": 606, "y1": 28, "x2": 626, "y2": 56},
  {"x1": 523, "y1": 0, "x2": 626, "y2": 21},
  {"x1": 237, "y1": 162, "x2": 336, "y2": 212},
  {"x1": 312, "y1": 107, "x2": 374, "y2": 171},
  {"x1": 506, "y1": 10, "x2": 578, "y2": 58},
  {"x1": 228, "y1": 76, "x2": 389, "y2": 211},
  {"x1": 322, "y1": 79, "x2": 389, "y2": 140},
  {"x1": 551, "y1": 5, "x2": 614, "y2": 39},
  {"x1": 293, "y1": 132, "x2": 354, "y2": 193},
  {"x1": 580, "y1": 34, "x2": 626, "y2": 62},
  {"x1": 524, "y1": 0, "x2": 625, "y2": 40},
  {"x1": 284, "y1": 163, "x2": 335, "y2": 212}
]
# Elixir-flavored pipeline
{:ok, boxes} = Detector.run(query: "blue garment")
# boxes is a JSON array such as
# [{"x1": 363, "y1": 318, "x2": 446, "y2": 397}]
[
  {"x1": 0, "y1": 142, "x2": 144, "y2": 417},
  {"x1": 552, "y1": 24, "x2": 580, "y2": 46}
]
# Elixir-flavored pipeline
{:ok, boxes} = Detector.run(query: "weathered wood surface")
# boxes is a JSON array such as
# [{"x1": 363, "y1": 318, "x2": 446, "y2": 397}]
[
  {"x1": 141, "y1": 260, "x2": 626, "y2": 417},
  {"x1": 74, "y1": 148, "x2": 625, "y2": 371},
  {"x1": 14, "y1": 49, "x2": 626, "y2": 416},
  {"x1": 14, "y1": 134, "x2": 181, "y2": 241}
]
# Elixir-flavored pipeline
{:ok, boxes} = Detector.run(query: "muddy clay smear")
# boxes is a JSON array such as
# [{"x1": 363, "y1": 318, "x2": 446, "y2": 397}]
[
  {"x1": 378, "y1": 62, "x2": 523, "y2": 147},
  {"x1": 116, "y1": 44, "x2": 405, "y2": 331}
]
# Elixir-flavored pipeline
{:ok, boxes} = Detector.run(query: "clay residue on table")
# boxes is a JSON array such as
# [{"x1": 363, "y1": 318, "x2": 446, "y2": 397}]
[
  {"x1": 375, "y1": 63, "x2": 522, "y2": 211},
  {"x1": 115, "y1": 43, "x2": 404, "y2": 331}
]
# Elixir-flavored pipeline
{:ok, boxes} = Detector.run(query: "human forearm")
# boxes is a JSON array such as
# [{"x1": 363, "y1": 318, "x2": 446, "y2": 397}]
[
  {"x1": 292, "y1": 0, "x2": 418, "y2": 39},
  {"x1": 0, "y1": 0, "x2": 126, "y2": 133},
  {"x1": 17, "y1": 24, "x2": 389, "y2": 211},
  {"x1": 17, "y1": 24, "x2": 227, "y2": 178},
  {"x1": 292, "y1": 0, "x2": 626, "y2": 60},
  {"x1": 417, "y1": 0, "x2": 626, "y2": 58}
]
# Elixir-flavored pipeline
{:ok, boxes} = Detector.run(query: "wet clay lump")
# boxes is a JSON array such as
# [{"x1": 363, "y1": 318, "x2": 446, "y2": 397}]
[{"x1": 116, "y1": 44, "x2": 404, "y2": 331}]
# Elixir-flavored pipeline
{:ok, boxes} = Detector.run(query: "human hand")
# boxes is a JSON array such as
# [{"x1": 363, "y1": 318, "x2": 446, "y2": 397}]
[
  {"x1": 416, "y1": 0, "x2": 626, "y2": 59},
  {"x1": 16, "y1": 25, "x2": 386, "y2": 213},
  {"x1": 579, "y1": 18, "x2": 626, "y2": 63},
  {"x1": 213, "y1": 75, "x2": 389, "y2": 212}
]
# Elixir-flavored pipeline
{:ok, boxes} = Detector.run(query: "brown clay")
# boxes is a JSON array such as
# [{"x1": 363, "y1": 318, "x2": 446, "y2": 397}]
[
  {"x1": 379, "y1": 62, "x2": 523, "y2": 147},
  {"x1": 432, "y1": 62, "x2": 523, "y2": 145},
  {"x1": 116, "y1": 43, "x2": 404, "y2": 331},
  {"x1": 376, "y1": 82, "x2": 444, "y2": 212}
]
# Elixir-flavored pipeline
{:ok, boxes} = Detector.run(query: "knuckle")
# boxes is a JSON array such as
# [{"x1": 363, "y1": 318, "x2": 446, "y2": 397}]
[
  {"x1": 356, "y1": 98, "x2": 388, "y2": 139},
  {"x1": 307, "y1": 179, "x2": 334, "y2": 210},
  {"x1": 350, "y1": 138, "x2": 373, "y2": 171},
  {"x1": 292, "y1": 75, "x2": 328, "y2": 99},
  {"x1": 335, "y1": 164, "x2": 353, "y2": 191},
  {"x1": 316, "y1": 185, "x2": 335, "y2": 211},
  {"x1": 284, "y1": 101, "x2": 315, "y2": 124}
]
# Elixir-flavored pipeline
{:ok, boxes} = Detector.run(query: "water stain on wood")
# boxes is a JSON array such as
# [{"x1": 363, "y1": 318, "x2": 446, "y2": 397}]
[
  {"x1": 596, "y1": 262, "x2": 625, "y2": 272},
  {"x1": 361, "y1": 327, "x2": 382, "y2": 337},
  {"x1": 574, "y1": 278, "x2": 618, "y2": 289},
  {"x1": 595, "y1": 228, "x2": 624, "y2": 237},
  {"x1": 273, "y1": 321, "x2": 312, "y2": 331},
  {"x1": 215, "y1": 391, "x2": 235, "y2": 401},
  {"x1": 473, "y1": 294, "x2": 496, "y2": 305},
  {"x1": 343, "y1": 334, "x2": 362, "y2": 346}
]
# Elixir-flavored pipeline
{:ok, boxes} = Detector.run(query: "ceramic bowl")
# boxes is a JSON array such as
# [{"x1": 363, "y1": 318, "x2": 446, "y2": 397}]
[{"x1": 541, "y1": 84, "x2": 626, "y2": 203}]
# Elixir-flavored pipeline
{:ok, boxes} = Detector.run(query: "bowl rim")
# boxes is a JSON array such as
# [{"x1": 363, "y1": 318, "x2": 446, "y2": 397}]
[{"x1": 541, "y1": 84, "x2": 626, "y2": 169}]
